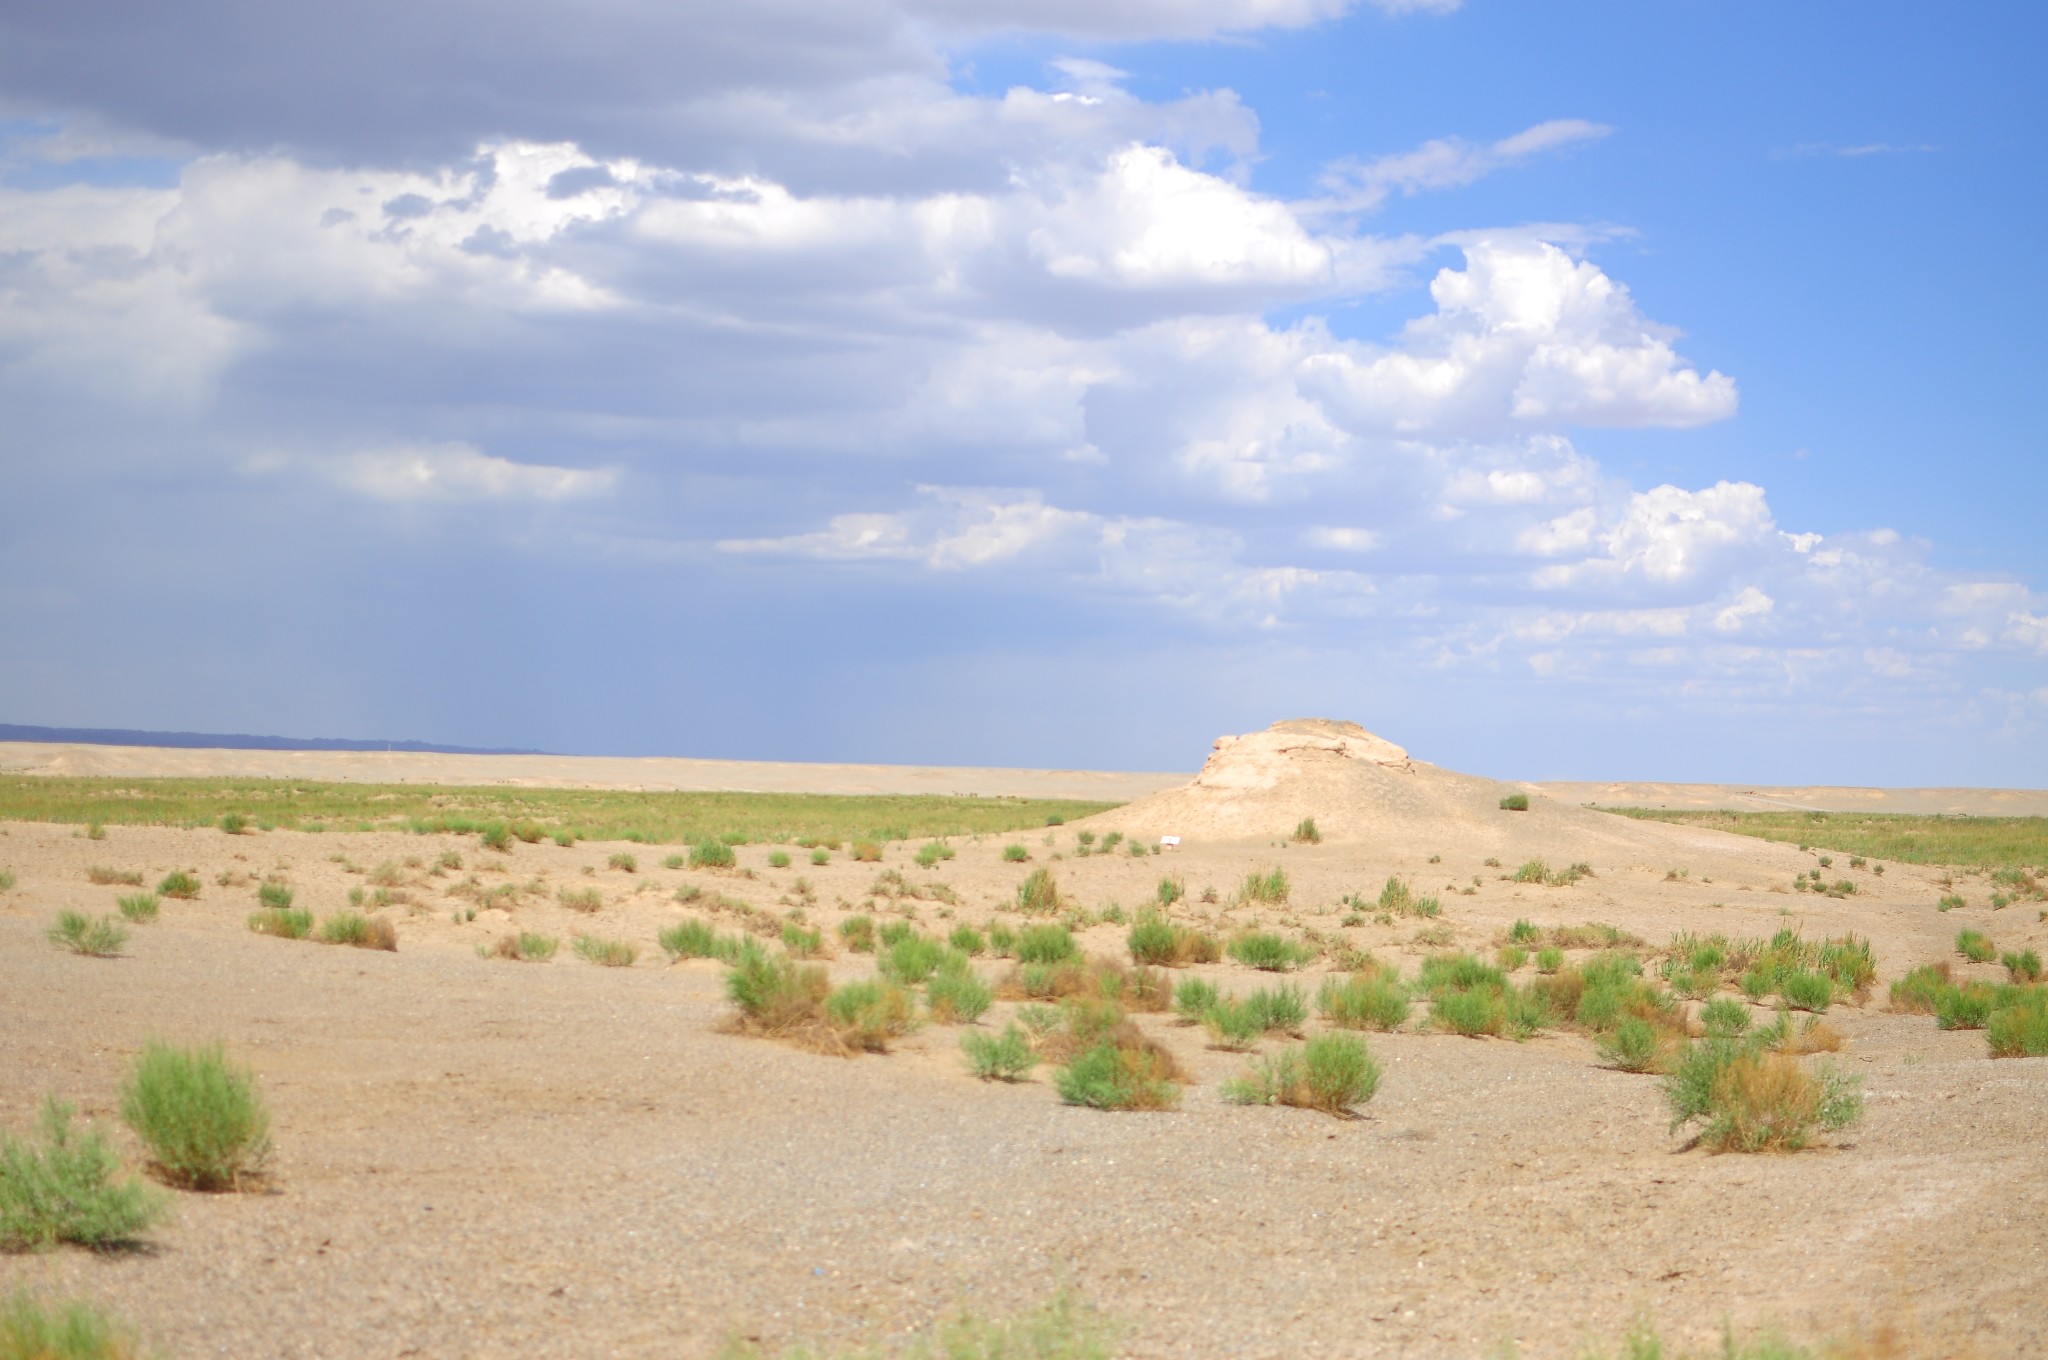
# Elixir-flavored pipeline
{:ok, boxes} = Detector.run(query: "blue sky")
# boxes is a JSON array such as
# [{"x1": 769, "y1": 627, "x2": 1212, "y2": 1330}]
[{"x1": 1, "y1": 0, "x2": 2042, "y2": 782}]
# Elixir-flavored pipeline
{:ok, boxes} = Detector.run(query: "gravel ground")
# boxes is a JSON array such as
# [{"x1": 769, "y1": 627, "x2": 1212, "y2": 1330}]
[{"x1": 2, "y1": 818, "x2": 2045, "y2": 1359}]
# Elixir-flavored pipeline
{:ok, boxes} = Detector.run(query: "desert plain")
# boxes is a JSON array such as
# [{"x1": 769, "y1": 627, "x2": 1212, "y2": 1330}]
[{"x1": 2, "y1": 721, "x2": 2045, "y2": 1359}]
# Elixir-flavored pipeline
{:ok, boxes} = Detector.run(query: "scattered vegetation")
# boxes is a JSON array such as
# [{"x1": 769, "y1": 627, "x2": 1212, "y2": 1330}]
[
  {"x1": 1956, "y1": 929, "x2": 1995, "y2": 964},
  {"x1": 716, "y1": 1290, "x2": 1114, "y2": 1360},
  {"x1": 117, "y1": 1042, "x2": 271, "y2": 1191},
  {"x1": 1607, "y1": 807, "x2": 2048, "y2": 869},
  {"x1": 558, "y1": 886, "x2": 605, "y2": 913},
  {"x1": 1237, "y1": 867, "x2": 1288, "y2": 905},
  {"x1": 1222, "y1": 1032, "x2": 1381, "y2": 1116},
  {"x1": 47, "y1": 912, "x2": 126, "y2": 957},
  {"x1": 248, "y1": 906, "x2": 313, "y2": 938},
  {"x1": 0, "y1": 1099, "x2": 165, "y2": 1249},
  {"x1": 725, "y1": 952, "x2": 915, "y2": 1054},
  {"x1": 572, "y1": 935, "x2": 639, "y2": 967},
  {"x1": 0, "y1": 1292, "x2": 138, "y2": 1359}
]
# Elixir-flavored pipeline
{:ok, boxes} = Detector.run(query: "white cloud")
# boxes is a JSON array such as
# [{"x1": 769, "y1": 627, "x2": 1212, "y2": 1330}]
[
  {"x1": 330, "y1": 443, "x2": 617, "y2": 502},
  {"x1": 1316, "y1": 119, "x2": 1610, "y2": 215}
]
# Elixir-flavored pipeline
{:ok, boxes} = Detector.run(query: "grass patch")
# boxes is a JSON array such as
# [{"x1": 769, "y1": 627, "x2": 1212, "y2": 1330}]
[
  {"x1": 717, "y1": 1291, "x2": 1113, "y2": 1360},
  {"x1": 84, "y1": 867, "x2": 142, "y2": 887},
  {"x1": 248, "y1": 907, "x2": 312, "y2": 938},
  {"x1": 572, "y1": 935, "x2": 638, "y2": 967},
  {"x1": 1987, "y1": 989, "x2": 2048, "y2": 1057},
  {"x1": 558, "y1": 886, "x2": 604, "y2": 913},
  {"x1": 1202, "y1": 984, "x2": 1308, "y2": 1048},
  {"x1": 725, "y1": 953, "x2": 915, "y2": 1054},
  {"x1": 1317, "y1": 969, "x2": 1410, "y2": 1031},
  {"x1": 155, "y1": 871, "x2": 199, "y2": 900},
  {"x1": 0, "y1": 1293, "x2": 137, "y2": 1359},
  {"x1": 490, "y1": 931, "x2": 559, "y2": 962},
  {"x1": 606, "y1": 852, "x2": 638, "y2": 873},
  {"x1": 1126, "y1": 914, "x2": 1220, "y2": 967},
  {"x1": 1222, "y1": 1032, "x2": 1381, "y2": 1116},
  {"x1": 47, "y1": 912, "x2": 126, "y2": 957},
  {"x1": 1226, "y1": 931, "x2": 1312, "y2": 971},
  {"x1": 1015, "y1": 867, "x2": 1063, "y2": 915},
  {"x1": 1291, "y1": 817, "x2": 1322, "y2": 844},
  {"x1": 0, "y1": 778, "x2": 1116, "y2": 848},
  {"x1": 317, "y1": 912, "x2": 397, "y2": 950},
  {"x1": 1955, "y1": 929, "x2": 1995, "y2": 963},
  {"x1": 1237, "y1": 867, "x2": 1288, "y2": 905},
  {"x1": 1605, "y1": 807, "x2": 2048, "y2": 869},
  {"x1": 119, "y1": 1041, "x2": 271, "y2": 1191},
  {"x1": 0, "y1": 1098, "x2": 165, "y2": 1249},
  {"x1": 114, "y1": 894, "x2": 158, "y2": 924},
  {"x1": 255, "y1": 881, "x2": 293, "y2": 910}
]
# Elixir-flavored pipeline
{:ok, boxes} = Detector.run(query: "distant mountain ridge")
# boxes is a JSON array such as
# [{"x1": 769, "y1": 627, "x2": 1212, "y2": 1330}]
[{"x1": 0, "y1": 723, "x2": 544, "y2": 757}]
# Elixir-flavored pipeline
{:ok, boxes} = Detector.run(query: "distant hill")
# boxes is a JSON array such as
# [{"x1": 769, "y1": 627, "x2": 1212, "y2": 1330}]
[{"x1": 0, "y1": 723, "x2": 544, "y2": 757}]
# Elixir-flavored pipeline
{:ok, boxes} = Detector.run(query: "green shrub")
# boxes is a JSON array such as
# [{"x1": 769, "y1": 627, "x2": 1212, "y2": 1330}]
[
  {"x1": 1700, "y1": 997, "x2": 1752, "y2": 1037},
  {"x1": 1956, "y1": 929, "x2": 1995, "y2": 964},
  {"x1": 1987, "y1": 990, "x2": 2048, "y2": 1057},
  {"x1": 658, "y1": 920, "x2": 719, "y2": 961},
  {"x1": 572, "y1": 935, "x2": 638, "y2": 967},
  {"x1": 1223, "y1": 1032, "x2": 1381, "y2": 1116},
  {"x1": 248, "y1": 907, "x2": 313, "y2": 939},
  {"x1": 47, "y1": 912, "x2": 126, "y2": 957},
  {"x1": 877, "y1": 934, "x2": 943, "y2": 985},
  {"x1": 0, "y1": 870, "x2": 14, "y2": 892},
  {"x1": 218, "y1": 812, "x2": 248, "y2": 835},
  {"x1": 822, "y1": 980, "x2": 916, "y2": 1051},
  {"x1": 948, "y1": 925, "x2": 986, "y2": 955},
  {"x1": 2003, "y1": 948, "x2": 2043, "y2": 983},
  {"x1": 1778, "y1": 970, "x2": 1834, "y2": 1013},
  {"x1": 1888, "y1": 962, "x2": 1950, "y2": 1013},
  {"x1": 1431, "y1": 986, "x2": 1505, "y2": 1037},
  {"x1": 1497, "y1": 945, "x2": 1528, "y2": 972},
  {"x1": 781, "y1": 923, "x2": 825, "y2": 958},
  {"x1": 1507, "y1": 919, "x2": 1540, "y2": 945},
  {"x1": 1015, "y1": 867, "x2": 1061, "y2": 914},
  {"x1": 689, "y1": 839, "x2": 736, "y2": 870},
  {"x1": 1597, "y1": 1017, "x2": 1665, "y2": 1072},
  {"x1": 1499, "y1": 792, "x2": 1530, "y2": 812},
  {"x1": 1317, "y1": 973, "x2": 1410, "y2": 1031},
  {"x1": 480, "y1": 824, "x2": 512, "y2": 852},
  {"x1": 318, "y1": 912, "x2": 396, "y2": 950},
  {"x1": 837, "y1": 915, "x2": 875, "y2": 953},
  {"x1": 1936, "y1": 983, "x2": 1996, "y2": 1030},
  {"x1": 878, "y1": 919, "x2": 915, "y2": 947},
  {"x1": 766, "y1": 850, "x2": 791, "y2": 869},
  {"x1": 1292, "y1": 817, "x2": 1321, "y2": 844},
  {"x1": 0, "y1": 1098, "x2": 165, "y2": 1249},
  {"x1": 607, "y1": 852, "x2": 638, "y2": 873},
  {"x1": 251, "y1": 881, "x2": 292, "y2": 910},
  {"x1": 1016, "y1": 924, "x2": 1077, "y2": 965},
  {"x1": 156, "y1": 871, "x2": 199, "y2": 900},
  {"x1": 1171, "y1": 977, "x2": 1219, "y2": 1023},
  {"x1": 986, "y1": 921, "x2": 1017, "y2": 957},
  {"x1": 115, "y1": 893, "x2": 158, "y2": 924},
  {"x1": 1227, "y1": 931, "x2": 1308, "y2": 971},
  {"x1": 1513, "y1": 859, "x2": 1549, "y2": 883},
  {"x1": 1535, "y1": 946, "x2": 1564, "y2": 973},
  {"x1": 492, "y1": 932, "x2": 557, "y2": 962},
  {"x1": 927, "y1": 964, "x2": 993, "y2": 1024},
  {"x1": 1126, "y1": 916, "x2": 1218, "y2": 967},
  {"x1": 809, "y1": 848, "x2": 830, "y2": 866},
  {"x1": 1238, "y1": 867, "x2": 1288, "y2": 905},
  {"x1": 915, "y1": 841, "x2": 957, "y2": 868},
  {"x1": 120, "y1": 1041, "x2": 270, "y2": 1191},
  {"x1": 1938, "y1": 893, "x2": 1965, "y2": 912},
  {"x1": 1055, "y1": 1039, "x2": 1181, "y2": 1110},
  {"x1": 1155, "y1": 876, "x2": 1184, "y2": 907},
  {"x1": 727, "y1": 953, "x2": 830, "y2": 1032},
  {"x1": 0, "y1": 1292, "x2": 136, "y2": 1359},
  {"x1": 1002, "y1": 844, "x2": 1029, "y2": 863},
  {"x1": 961, "y1": 1025, "x2": 1037, "y2": 1081},
  {"x1": 1705, "y1": 1054, "x2": 1862, "y2": 1152}
]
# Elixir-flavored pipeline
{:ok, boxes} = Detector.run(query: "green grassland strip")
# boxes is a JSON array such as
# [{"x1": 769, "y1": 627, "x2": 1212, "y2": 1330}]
[
  {"x1": 0, "y1": 776, "x2": 1116, "y2": 846},
  {"x1": 1605, "y1": 807, "x2": 2048, "y2": 869}
]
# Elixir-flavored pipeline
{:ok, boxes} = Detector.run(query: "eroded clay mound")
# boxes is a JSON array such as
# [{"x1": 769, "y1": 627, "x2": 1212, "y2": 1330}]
[{"x1": 1087, "y1": 718, "x2": 1707, "y2": 857}]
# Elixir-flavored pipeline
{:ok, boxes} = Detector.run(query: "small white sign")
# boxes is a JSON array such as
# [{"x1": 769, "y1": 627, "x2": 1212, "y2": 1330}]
[{"x1": 1159, "y1": 835, "x2": 1181, "y2": 849}]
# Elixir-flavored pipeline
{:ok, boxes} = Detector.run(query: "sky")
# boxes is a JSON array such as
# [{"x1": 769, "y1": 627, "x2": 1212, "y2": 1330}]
[{"x1": 0, "y1": 0, "x2": 2043, "y2": 783}]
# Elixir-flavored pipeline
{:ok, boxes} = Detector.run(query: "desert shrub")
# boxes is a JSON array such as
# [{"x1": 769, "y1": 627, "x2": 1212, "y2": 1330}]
[
  {"x1": 945, "y1": 924, "x2": 986, "y2": 956},
  {"x1": 47, "y1": 912, "x2": 126, "y2": 958},
  {"x1": 1203, "y1": 985, "x2": 1307, "y2": 1047},
  {"x1": 837, "y1": 915, "x2": 875, "y2": 953},
  {"x1": 822, "y1": 980, "x2": 916, "y2": 1051},
  {"x1": 1937, "y1": 892, "x2": 1966, "y2": 911},
  {"x1": 1888, "y1": 962, "x2": 1951, "y2": 1012},
  {"x1": 1534, "y1": 946, "x2": 1564, "y2": 973},
  {"x1": 914, "y1": 841, "x2": 957, "y2": 868},
  {"x1": 0, "y1": 871, "x2": 14, "y2": 892},
  {"x1": 1935, "y1": 982, "x2": 1996, "y2": 1030},
  {"x1": 1126, "y1": 915, "x2": 1218, "y2": 967},
  {"x1": 572, "y1": 935, "x2": 637, "y2": 967},
  {"x1": 1011, "y1": 924, "x2": 1074, "y2": 967},
  {"x1": 217, "y1": 812, "x2": 248, "y2": 835},
  {"x1": 1155, "y1": 876, "x2": 1184, "y2": 908},
  {"x1": 1238, "y1": 868, "x2": 1289, "y2": 905},
  {"x1": 1292, "y1": 818, "x2": 1322, "y2": 844},
  {"x1": 2003, "y1": 948, "x2": 2043, "y2": 983},
  {"x1": 873, "y1": 934, "x2": 940, "y2": 986},
  {"x1": 762, "y1": 850, "x2": 789, "y2": 869},
  {"x1": 114, "y1": 894, "x2": 158, "y2": 924},
  {"x1": 1597, "y1": 1017, "x2": 1668, "y2": 1073},
  {"x1": 689, "y1": 839, "x2": 736, "y2": 870},
  {"x1": 606, "y1": 852, "x2": 637, "y2": 873},
  {"x1": 1956, "y1": 929, "x2": 1995, "y2": 964},
  {"x1": 1317, "y1": 972, "x2": 1410, "y2": 1031},
  {"x1": 1987, "y1": 990, "x2": 2048, "y2": 1057},
  {"x1": 985, "y1": 921, "x2": 1018, "y2": 957},
  {"x1": 1506, "y1": 919, "x2": 1540, "y2": 945},
  {"x1": 254, "y1": 881, "x2": 293, "y2": 910},
  {"x1": 318, "y1": 912, "x2": 397, "y2": 951},
  {"x1": 809, "y1": 848, "x2": 829, "y2": 866},
  {"x1": 1015, "y1": 867, "x2": 1062, "y2": 915},
  {"x1": 1778, "y1": 970, "x2": 1834, "y2": 1013},
  {"x1": 1703, "y1": 1054, "x2": 1862, "y2": 1152},
  {"x1": 85, "y1": 867, "x2": 142, "y2": 887},
  {"x1": 1497, "y1": 945, "x2": 1528, "y2": 972},
  {"x1": 926, "y1": 962, "x2": 993, "y2": 1024},
  {"x1": 0, "y1": 1099, "x2": 165, "y2": 1249},
  {"x1": 1700, "y1": 996, "x2": 1752, "y2": 1037},
  {"x1": 1171, "y1": 977, "x2": 1219, "y2": 1023},
  {"x1": 659, "y1": 920, "x2": 719, "y2": 960},
  {"x1": 558, "y1": 886, "x2": 604, "y2": 913},
  {"x1": 660, "y1": 854, "x2": 686, "y2": 870},
  {"x1": 1431, "y1": 985, "x2": 1506, "y2": 1037},
  {"x1": 1224, "y1": 1032, "x2": 1381, "y2": 1116},
  {"x1": 1055, "y1": 1035, "x2": 1183, "y2": 1111},
  {"x1": 850, "y1": 840, "x2": 883, "y2": 863},
  {"x1": 0, "y1": 1292, "x2": 136, "y2": 1359},
  {"x1": 727, "y1": 953, "x2": 830, "y2": 1033},
  {"x1": 1499, "y1": 793, "x2": 1530, "y2": 812},
  {"x1": 493, "y1": 931, "x2": 558, "y2": 961},
  {"x1": 120, "y1": 1042, "x2": 270, "y2": 1191},
  {"x1": 1815, "y1": 936, "x2": 1877, "y2": 993},
  {"x1": 156, "y1": 871, "x2": 200, "y2": 900},
  {"x1": 780, "y1": 923, "x2": 826, "y2": 959},
  {"x1": 1513, "y1": 859, "x2": 1549, "y2": 884},
  {"x1": 961, "y1": 1025, "x2": 1037, "y2": 1081},
  {"x1": 1227, "y1": 931, "x2": 1309, "y2": 972},
  {"x1": 247, "y1": 906, "x2": 313, "y2": 938}
]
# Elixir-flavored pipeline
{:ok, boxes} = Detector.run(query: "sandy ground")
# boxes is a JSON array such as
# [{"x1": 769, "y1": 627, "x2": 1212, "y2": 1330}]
[
  {"x1": 6, "y1": 740, "x2": 2045, "y2": 816},
  {"x1": 3, "y1": 805, "x2": 2046, "y2": 1359}
]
